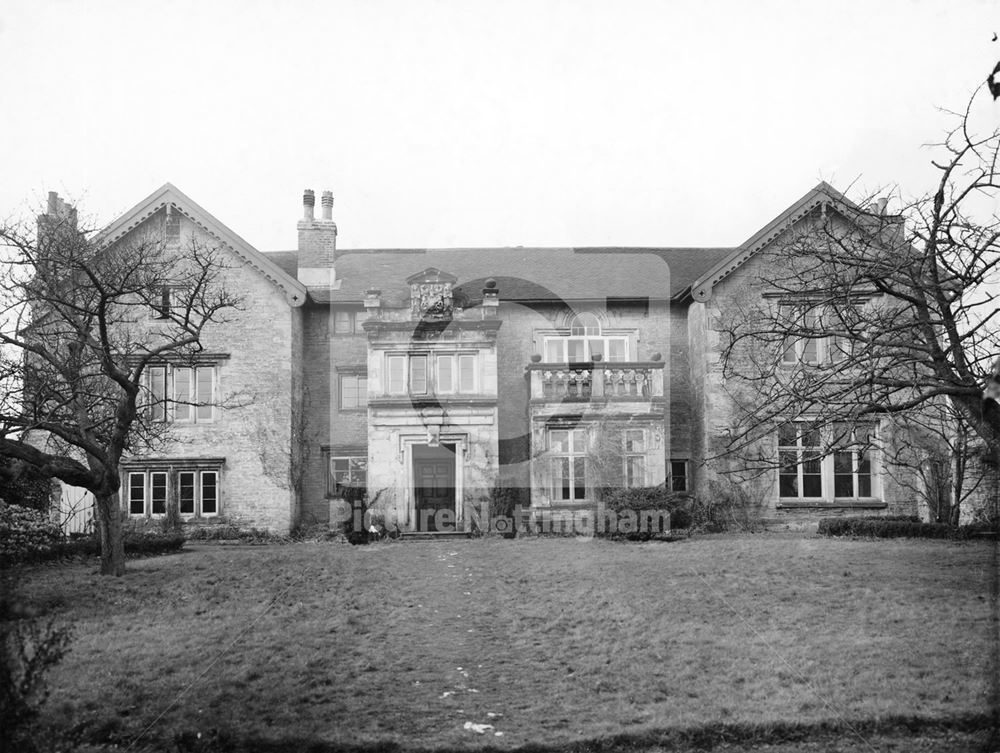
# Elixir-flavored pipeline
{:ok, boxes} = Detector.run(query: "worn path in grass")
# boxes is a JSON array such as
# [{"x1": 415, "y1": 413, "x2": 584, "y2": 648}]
[{"x1": 7, "y1": 533, "x2": 998, "y2": 750}]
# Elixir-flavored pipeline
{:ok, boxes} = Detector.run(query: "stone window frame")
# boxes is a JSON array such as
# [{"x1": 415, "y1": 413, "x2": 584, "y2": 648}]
[
  {"x1": 777, "y1": 421, "x2": 880, "y2": 502},
  {"x1": 145, "y1": 363, "x2": 218, "y2": 424},
  {"x1": 623, "y1": 429, "x2": 647, "y2": 488},
  {"x1": 333, "y1": 309, "x2": 362, "y2": 335},
  {"x1": 549, "y1": 427, "x2": 589, "y2": 503},
  {"x1": 669, "y1": 459, "x2": 689, "y2": 492},
  {"x1": 382, "y1": 351, "x2": 479, "y2": 397},
  {"x1": 123, "y1": 460, "x2": 223, "y2": 519},
  {"x1": 337, "y1": 367, "x2": 368, "y2": 411}
]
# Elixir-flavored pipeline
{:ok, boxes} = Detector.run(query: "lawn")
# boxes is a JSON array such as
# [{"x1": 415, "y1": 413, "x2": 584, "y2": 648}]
[{"x1": 6, "y1": 533, "x2": 998, "y2": 751}]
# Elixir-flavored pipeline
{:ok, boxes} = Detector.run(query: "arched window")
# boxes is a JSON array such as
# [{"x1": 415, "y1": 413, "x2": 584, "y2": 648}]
[
  {"x1": 570, "y1": 313, "x2": 601, "y2": 336},
  {"x1": 543, "y1": 312, "x2": 629, "y2": 363}
]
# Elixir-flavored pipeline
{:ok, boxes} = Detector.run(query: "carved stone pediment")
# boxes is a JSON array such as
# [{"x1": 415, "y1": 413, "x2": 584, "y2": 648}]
[{"x1": 406, "y1": 267, "x2": 457, "y2": 320}]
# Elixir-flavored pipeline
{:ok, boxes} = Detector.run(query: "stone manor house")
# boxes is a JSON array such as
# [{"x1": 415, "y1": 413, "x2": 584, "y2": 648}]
[{"x1": 51, "y1": 182, "x2": 928, "y2": 534}]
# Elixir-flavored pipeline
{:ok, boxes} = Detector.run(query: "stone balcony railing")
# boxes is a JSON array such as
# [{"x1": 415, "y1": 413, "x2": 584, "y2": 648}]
[{"x1": 527, "y1": 361, "x2": 665, "y2": 401}]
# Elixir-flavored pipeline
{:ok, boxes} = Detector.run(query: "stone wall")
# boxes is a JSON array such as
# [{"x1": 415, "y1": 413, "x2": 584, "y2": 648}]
[{"x1": 117, "y1": 211, "x2": 299, "y2": 532}]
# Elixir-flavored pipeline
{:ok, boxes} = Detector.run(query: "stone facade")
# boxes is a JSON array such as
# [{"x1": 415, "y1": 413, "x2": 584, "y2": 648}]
[{"x1": 52, "y1": 180, "x2": 979, "y2": 533}]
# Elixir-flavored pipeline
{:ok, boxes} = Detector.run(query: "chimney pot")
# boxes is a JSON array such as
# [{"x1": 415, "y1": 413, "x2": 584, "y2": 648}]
[
  {"x1": 321, "y1": 190, "x2": 334, "y2": 220},
  {"x1": 303, "y1": 189, "x2": 315, "y2": 221}
]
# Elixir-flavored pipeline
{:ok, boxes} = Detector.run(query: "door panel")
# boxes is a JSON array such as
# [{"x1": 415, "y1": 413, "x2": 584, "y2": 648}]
[{"x1": 414, "y1": 459, "x2": 455, "y2": 531}]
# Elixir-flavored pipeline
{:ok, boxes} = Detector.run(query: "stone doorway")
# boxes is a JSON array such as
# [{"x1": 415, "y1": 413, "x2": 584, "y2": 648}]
[{"x1": 413, "y1": 443, "x2": 457, "y2": 531}]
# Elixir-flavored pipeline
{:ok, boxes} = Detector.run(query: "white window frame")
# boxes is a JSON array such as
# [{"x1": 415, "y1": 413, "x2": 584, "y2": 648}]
[
  {"x1": 778, "y1": 422, "x2": 879, "y2": 501},
  {"x1": 385, "y1": 352, "x2": 478, "y2": 396},
  {"x1": 126, "y1": 468, "x2": 221, "y2": 518},
  {"x1": 549, "y1": 427, "x2": 589, "y2": 502},
  {"x1": 340, "y1": 373, "x2": 368, "y2": 410},
  {"x1": 327, "y1": 455, "x2": 367, "y2": 498},
  {"x1": 623, "y1": 429, "x2": 647, "y2": 488},
  {"x1": 172, "y1": 366, "x2": 217, "y2": 423}
]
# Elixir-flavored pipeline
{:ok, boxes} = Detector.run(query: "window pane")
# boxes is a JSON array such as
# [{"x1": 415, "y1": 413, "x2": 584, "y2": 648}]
[
  {"x1": 834, "y1": 474, "x2": 854, "y2": 497},
  {"x1": 670, "y1": 461, "x2": 688, "y2": 490},
  {"x1": 545, "y1": 340, "x2": 565, "y2": 362},
  {"x1": 341, "y1": 375, "x2": 357, "y2": 408},
  {"x1": 573, "y1": 457, "x2": 587, "y2": 500},
  {"x1": 624, "y1": 430, "x2": 645, "y2": 452},
  {"x1": 834, "y1": 452, "x2": 852, "y2": 474},
  {"x1": 800, "y1": 428, "x2": 820, "y2": 448},
  {"x1": 129, "y1": 473, "x2": 145, "y2": 515},
  {"x1": 357, "y1": 378, "x2": 368, "y2": 407},
  {"x1": 388, "y1": 356, "x2": 406, "y2": 394},
  {"x1": 196, "y1": 368, "x2": 214, "y2": 420},
  {"x1": 458, "y1": 355, "x2": 475, "y2": 393},
  {"x1": 778, "y1": 424, "x2": 797, "y2": 447},
  {"x1": 626, "y1": 457, "x2": 645, "y2": 487},
  {"x1": 149, "y1": 367, "x2": 167, "y2": 422},
  {"x1": 151, "y1": 472, "x2": 167, "y2": 515},
  {"x1": 179, "y1": 472, "x2": 195, "y2": 515},
  {"x1": 779, "y1": 473, "x2": 798, "y2": 497},
  {"x1": 567, "y1": 339, "x2": 586, "y2": 363},
  {"x1": 588, "y1": 338, "x2": 604, "y2": 361},
  {"x1": 554, "y1": 457, "x2": 570, "y2": 500},
  {"x1": 174, "y1": 367, "x2": 191, "y2": 421},
  {"x1": 570, "y1": 429, "x2": 587, "y2": 453},
  {"x1": 549, "y1": 430, "x2": 568, "y2": 453},
  {"x1": 333, "y1": 310, "x2": 352, "y2": 334},
  {"x1": 410, "y1": 356, "x2": 427, "y2": 394},
  {"x1": 437, "y1": 356, "x2": 454, "y2": 393},
  {"x1": 201, "y1": 472, "x2": 218, "y2": 515},
  {"x1": 858, "y1": 474, "x2": 871, "y2": 497},
  {"x1": 802, "y1": 474, "x2": 823, "y2": 497},
  {"x1": 801, "y1": 338, "x2": 818, "y2": 363},
  {"x1": 607, "y1": 339, "x2": 627, "y2": 362}
]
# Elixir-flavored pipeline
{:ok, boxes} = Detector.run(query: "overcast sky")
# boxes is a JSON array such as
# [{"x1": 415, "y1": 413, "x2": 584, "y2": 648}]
[{"x1": 1, "y1": 0, "x2": 996, "y2": 252}]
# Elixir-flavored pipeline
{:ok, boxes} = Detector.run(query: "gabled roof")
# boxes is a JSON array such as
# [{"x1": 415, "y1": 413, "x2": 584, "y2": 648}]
[
  {"x1": 689, "y1": 182, "x2": 857, "y2": 302},
  {"x1": 97, "y1": 183, "x2": 308, "y2": 307},
  {"x1": 283, "y1": 246, "x2": 732, "y2": 306}
]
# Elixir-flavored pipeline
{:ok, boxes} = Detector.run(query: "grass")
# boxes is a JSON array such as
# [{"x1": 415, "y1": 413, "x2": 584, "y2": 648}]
[{"x1": 4, "y1": 533, "x2": 998, "y2": 751}]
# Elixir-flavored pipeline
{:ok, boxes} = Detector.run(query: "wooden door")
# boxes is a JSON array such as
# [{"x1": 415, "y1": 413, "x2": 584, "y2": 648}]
[{"x1": 414, "y1": 458, "x2": 455, "y2": 531}]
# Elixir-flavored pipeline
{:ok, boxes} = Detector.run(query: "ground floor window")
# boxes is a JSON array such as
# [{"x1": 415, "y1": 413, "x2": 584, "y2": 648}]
[
  {"x1": 669, "y1": 460, "x2": 688, "y2": 492},
  {"x1": 623, "y1": 429, "x2": 646, "y2": 488},
  {"x1": 125, "y1": 465, "x2": 221, "y2": 518},
  {"x1": 549, "y1": 428, "x2": 588, "y2": 502},
  {"x1": 778, "y1": 422, "x2": 877, "y2": 500},
  {"x1": 324, "y1": 448, "x2": 367, "y2": 498}
]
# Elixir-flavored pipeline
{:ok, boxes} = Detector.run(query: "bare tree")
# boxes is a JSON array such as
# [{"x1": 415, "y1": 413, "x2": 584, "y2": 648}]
[
  {"x1": 0, "y1": 199, "x2": 239, "y2": 575},
  {"x1": 715, "y1": 88, "x2": 1000, "y2": 523}
]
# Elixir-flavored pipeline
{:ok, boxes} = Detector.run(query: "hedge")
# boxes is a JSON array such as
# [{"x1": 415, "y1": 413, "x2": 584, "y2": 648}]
[
  {"x1": 1, "y1": 502, "x2": 185, "y2": 566},
  {"x1": 817, "y1": 515, "x2": 979, "y2": 540}
]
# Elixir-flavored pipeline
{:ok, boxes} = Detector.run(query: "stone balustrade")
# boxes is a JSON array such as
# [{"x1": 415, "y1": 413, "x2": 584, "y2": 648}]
[{"x1": 528, "y1": 361, "x2": 664, "y2": 401}]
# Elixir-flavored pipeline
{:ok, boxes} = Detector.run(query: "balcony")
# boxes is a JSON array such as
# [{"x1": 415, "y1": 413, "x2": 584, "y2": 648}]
[{"x1": 528, "y1": 361, "x2": 664, "y2": 402}]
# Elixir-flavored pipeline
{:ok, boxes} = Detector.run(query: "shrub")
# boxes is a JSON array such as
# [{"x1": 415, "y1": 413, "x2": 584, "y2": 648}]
[
  {"x1": 0, "y1": 503, "x2": 62, "y2": 564},
  {"x1": 186, "y1": 525, "x2": 284, "y2": 544},
  {"x1": 0, "y1": 460, "x2": 54, "y2": 513},
  {"x1": 817, "y1": 515, "x2": 975, "y2": 539},
  {"x1": 600, "y1": 484, "x2": 691, "y2": 533},
  {"x1": 0, "y1": 615, "x2": 73, "y2": 753}
]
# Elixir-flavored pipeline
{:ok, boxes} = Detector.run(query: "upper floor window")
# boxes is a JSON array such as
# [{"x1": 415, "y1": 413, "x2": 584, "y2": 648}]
[
  {"x1": 151, "y1": 285, "x2": 185, "y2": 320},
  {"x1": 780, "y1": 304, "x2": 858, "y2": 366},
  {"x1": 385, "y1": 352, "x2": 477, "y2": 396},
  {"x1": 164, "y1": 213, "x2": 181, "y2": 243},
  {"x1": 340, "y1": 373, "x2": 368, "y2": 410},
  {"x1": 145, "y1": 364, "x2": 217, "y2": 423},
  {"x1": 544, "y1": 313, "x2": 629, "y2": 363},
  {"x1": 333, "y1": 310, "x2": 361, "y2": 334}
]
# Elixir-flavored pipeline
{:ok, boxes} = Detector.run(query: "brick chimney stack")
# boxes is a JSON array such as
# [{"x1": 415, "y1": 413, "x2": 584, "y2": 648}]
[
  {"x1": 297, "y1": 187, "x2": 338, "y2": 288},
  {"x1": 37, "y1": 191, "x2": 79, "y2": 250}
]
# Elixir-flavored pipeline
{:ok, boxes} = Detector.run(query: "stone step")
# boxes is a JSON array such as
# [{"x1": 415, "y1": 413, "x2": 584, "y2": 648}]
[{"x1": 399, "y1": 530, "x2": 473, "y2": 541}]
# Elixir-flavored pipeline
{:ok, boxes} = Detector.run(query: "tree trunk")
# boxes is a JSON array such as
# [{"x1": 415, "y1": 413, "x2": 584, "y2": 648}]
[{"x1": 95, "y1": 492, "x2": 126, "y2": 576}]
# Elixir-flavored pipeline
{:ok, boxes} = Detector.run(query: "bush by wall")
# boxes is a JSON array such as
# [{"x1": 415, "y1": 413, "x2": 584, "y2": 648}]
[
  {"x1": 600, "y1": 485, "x2": 693, "y2": 531},
  {"x1": 817, "y1": 515, "x2": 978, "y2": 539},
  {"x1": 0, "y1": 460, "x2": 54, "y2": 513},
  {"x1": 0, "y1": 502, "x2": 185, "y2": 566},
  {"x1": 0, "y1": 503, "x2": 62, "y2": 564}
]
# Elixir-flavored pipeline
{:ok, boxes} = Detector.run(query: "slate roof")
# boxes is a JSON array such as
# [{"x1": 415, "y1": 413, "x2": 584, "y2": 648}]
[{"x1": 263, "y1": 247, "x2": 733, "y2": 305}]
